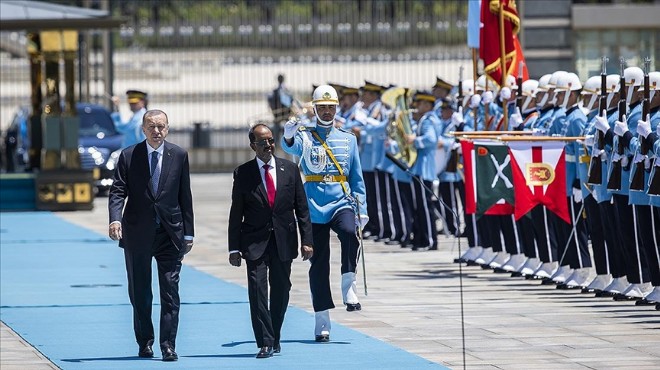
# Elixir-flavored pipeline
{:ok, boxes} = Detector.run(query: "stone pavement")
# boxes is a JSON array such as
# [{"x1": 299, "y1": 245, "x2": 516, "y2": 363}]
[{"x1": 3, "y1": 173, "x2": 659, "y2": 369}]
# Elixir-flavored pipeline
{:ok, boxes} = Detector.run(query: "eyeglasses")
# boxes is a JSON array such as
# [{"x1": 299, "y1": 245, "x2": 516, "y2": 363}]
[{"x1": 252, "y1": 138, "x2": 275, "y2": 146}]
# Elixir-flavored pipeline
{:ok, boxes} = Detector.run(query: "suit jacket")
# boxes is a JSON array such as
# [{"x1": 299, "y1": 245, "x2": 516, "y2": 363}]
[
  {"x1": 228, "y1": 157, "x2": 312, "y2": 261},
  {"x1": 108, "y1": 140, "x2": 195, "y2": 253}
]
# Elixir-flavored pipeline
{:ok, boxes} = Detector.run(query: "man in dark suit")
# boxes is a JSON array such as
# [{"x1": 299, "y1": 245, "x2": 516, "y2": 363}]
[
  {"x1": 228, "y1": 123, "x2": 313, "y2": 359},
  {"x1": 108, "y1": 109, "x2": 194, "y2": 362}
]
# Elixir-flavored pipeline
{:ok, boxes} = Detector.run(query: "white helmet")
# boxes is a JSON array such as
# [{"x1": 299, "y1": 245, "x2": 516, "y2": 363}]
[
  {"x1": 536, "y1": 74, "x2": 553, "y2": 108},
  {"x1": 581, "y1": 76, "x2": 601, "y2": 111},
  {"x1": 312, "y1": 85, "x2": 339, "y2": 126},
  {"x1": 606, "y1": 74, "x2": 621, "y2": 109},
  {"x1": 312, "y1": 85, "x2": 339, "y2": 106},
  {"x1": 639, "y1": 71, "x2": 660, "y2": 101},
  {"x1": 624, "y1": 66, "x2": 644, "y2": 105},
  {"x1": 504, "y1": 74, "x2": 518, "y2": 90},
  {"x1": 460, "y1": 79, "x2": 474, "y2": 107},
  {"x1": 475, "y1": 75, "x2": 487, "y2": 92},
  {"x1": 555, "y1": 73, "x2": 582, "y2": 108},
  {"x1": 521, "y1": 79, "x2": 538, "y2": 113},
  {"x1": 548, "y1": 71, "x2": 567, "y2": 105}
]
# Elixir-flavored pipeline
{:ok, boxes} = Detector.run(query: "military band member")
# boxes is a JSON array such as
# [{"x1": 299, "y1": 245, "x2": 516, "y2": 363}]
[{"x1": 281, "y1": 85, "x2": 368, "y2": 342}]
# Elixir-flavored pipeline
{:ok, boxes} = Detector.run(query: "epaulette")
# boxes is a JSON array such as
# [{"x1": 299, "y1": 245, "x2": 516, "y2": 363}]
[{"x1": 337, "y1": 127, "x2": 356, "y2": 136}]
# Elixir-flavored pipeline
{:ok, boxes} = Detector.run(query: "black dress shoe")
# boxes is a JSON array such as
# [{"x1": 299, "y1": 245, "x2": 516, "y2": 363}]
[
  {"x1": 454, "y1": 257, "x2": 467, "y2": 264},
  {"x1": 273, "y1": 343, "x2": 281, "y2": 354},
  {"x1": 138, "y1": 344, "x2": 154, "y2": 358},
  {"x1": 346, "y1": 302, "x2": 362, "y2": 312},
  {"x1": 315, "y1": 334, "x2": 330, "y2": 342},
  {"x1": 510, "y1": 271, "x2": 523, "y2": 277},
  {"x1": 635, "y1": 299, "x2": 657, "y2": 306},
  {"x1": 656, "y1": 303, "x2": 660, "y2": 310},
  {"x1": 613, "y1": 293, "x2": 641, "y2": 301},
  {"x1": 385, "y1": 240, "x2": 400, "y2": 246},
  {"x1": 162, "y1": 347, "x2": 178, "y2": 362},
  {"x1": 466, "y1": 260, "x2": 480, "y2": 266},
  {"x1": 256, "y1": 346, "x2": 273, "y2": 359}
]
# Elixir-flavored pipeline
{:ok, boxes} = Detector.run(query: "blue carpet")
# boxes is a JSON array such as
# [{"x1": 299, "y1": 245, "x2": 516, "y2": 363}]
[{"x1": 0, "y1": 212, "x2": 448, "y2": 370}]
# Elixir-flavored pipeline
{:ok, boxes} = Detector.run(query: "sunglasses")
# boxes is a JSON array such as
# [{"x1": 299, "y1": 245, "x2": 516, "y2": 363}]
[{"x1": 253, "y1": 138, "x2": 275, "y2": 146}]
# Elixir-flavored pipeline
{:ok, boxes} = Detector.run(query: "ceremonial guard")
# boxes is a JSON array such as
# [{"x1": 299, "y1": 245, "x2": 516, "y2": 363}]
[
  {"x1": 281, "y1": 85, "x2": 368, "y2": 342},
  {"x1": 408, "y1": 91, "x2": 439, "y2": 250}
]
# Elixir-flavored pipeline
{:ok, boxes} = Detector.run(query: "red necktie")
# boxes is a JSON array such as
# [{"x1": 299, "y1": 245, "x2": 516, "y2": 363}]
[{"x1": 263, "y1": 164, "x2": 276, "y2": 208}]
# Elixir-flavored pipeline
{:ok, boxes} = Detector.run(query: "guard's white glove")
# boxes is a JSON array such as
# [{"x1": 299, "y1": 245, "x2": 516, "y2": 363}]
[
  {"x1": 469, "y1": 94, "x2": 482, "y2": 109},
  {"x1": 613, "y1": 115, "x2": 628, "y2": 136},
  {"x1": 499, "y1": 87, "x2": 512, "y2": 102},
  {"x1": 356, "y1": 214, "x2": 369, "y2": 230},
  {"x1": 451, "y1": 107, "x2": 464, "y2": 127},
  {"x1": 583, "y1": 134, "x2": 595, "y2": 147},
  {"x1": 594, "y1": 110, "x2": 610, "y2": 133},
  {"x1": 637, "y1": 114, "x2": 651, "y2": 138},
  {"x1": 510, "y1": 107, "x2": 524, "y2": 128},
  {"x1": 283, "y1": 118, "x2": 302, "y2": 139},
  {"x1": 451, "y1": 141, "x2": 462, "y2": 154},
  {"x1": 572, "y1": 188, "x2": 583, "y2": 204},
  {"x1": 482, "y1": 91, "x2": 494, "y2": 104},
  {"x1": 354, "y1": 108, "x2": 367, "y2": 124}
]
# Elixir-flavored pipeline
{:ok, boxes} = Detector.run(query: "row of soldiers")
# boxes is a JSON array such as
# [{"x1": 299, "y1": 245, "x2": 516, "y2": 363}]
[{"x1": 298, "y1": 62, "x2": 659, "y2": 309}]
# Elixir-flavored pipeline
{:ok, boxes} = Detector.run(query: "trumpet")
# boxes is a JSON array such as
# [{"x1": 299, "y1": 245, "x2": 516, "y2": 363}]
[{"x1": 381, "y1": 87, "x2": 418, "y2": 168}]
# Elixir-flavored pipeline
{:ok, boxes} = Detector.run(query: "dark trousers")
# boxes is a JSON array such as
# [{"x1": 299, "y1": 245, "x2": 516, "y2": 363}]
[
  {"x1": 124, "y1": 226, "x2": 182, "y2": 351},
  {"x1": 632, "y1": 204, "x2": 653, "y2": 284},
  {"x1": 438, "y1": 181, "x2": 461, "y2": 236},
  {"x1": 530, "y1": 205, "x2": 558, "y2": 263},
  {"x1": 516, "y1": 215, "x2": 537, "y2": 258},
  {"x1": 551, "y1": 197, "x2": 590, "y2": 269},
  {"x1": 411, "y1": 177, "x2": 437, "y2": 249},
  {"x1": 483, "y1": 215, "x2": 520, "y2": 255},
  {"x1": 649, "y1": 206, "x2": 660, "y2": 286},
  {"x1": 246, "y1": 236, "x2": 292, "y2": 348},
  {"x1": 375, "y1": 170, "x2": 393, "y2": 240},
  {"x1": 363, "y1": 171, "x2": 379, "y2": 236},
  {"x1": 309, "y1": 208, "x2": 359, "y2": 312},
  {"x1": 613, "y1": 194, "x2": 647, "y2": 283},
  {"x1": 397, "y1": 181, "x2": 414, "y2": 244},
  {"x1": 585, "y1": 195, "x2": 610, "y2": 275},
  {"x1": 599, "y1": 200, "x2": 626, "y2": 278},
  {"x1": 390, "y1": 178, "x2": 407, "y2": 243}
]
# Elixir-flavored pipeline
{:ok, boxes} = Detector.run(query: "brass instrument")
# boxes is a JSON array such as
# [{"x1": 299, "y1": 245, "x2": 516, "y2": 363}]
[{"x1": 381, "y1": 87, "x2": 417, "y2": 168}]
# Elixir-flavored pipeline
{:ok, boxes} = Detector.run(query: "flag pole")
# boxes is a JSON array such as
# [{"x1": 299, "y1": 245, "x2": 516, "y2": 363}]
[
  {"x1": 472, "y1": 48, "x2": 478, "y2": 92},
  {"x1": 499, "y1": 0, "x2": 509, "y2": 132}
]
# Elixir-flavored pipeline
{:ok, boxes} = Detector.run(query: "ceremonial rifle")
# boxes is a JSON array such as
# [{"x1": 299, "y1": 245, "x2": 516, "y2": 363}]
[
  {"x1": 606, "y1": 58, "x2": 627, "y2": 191},
  {"x1": 630, "y1": 57, "x2": 651, "y2": 191},
  {"x1": 516, "y1": 61, "x2": 524, "y2": 110},
  {"x1": 447, "y1": 66, "x2": 464, "y2": 173},
  {"x1": 587, "y1": 56, "x2": 608, "y2": 184}
]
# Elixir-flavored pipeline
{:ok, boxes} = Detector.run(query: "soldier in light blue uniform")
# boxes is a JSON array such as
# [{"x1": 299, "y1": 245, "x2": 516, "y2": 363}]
[
  {"x1": 333, "y1": 85, "x2": 360, "y2": 130},
  {"x1": 351, "y1": 81, "x2": 389, "y2": 240},
  {"x1": 111, "y1": 89, "x2": 148, "y2": 148},
  {"x1": 547, "y1": 72, "x2": 592, "y2": 288},
  {"x1": 281, "y1": 85, "x2": 368, "y2": 342},
  {"x1": 435, "y1": 98, "x2": 463, "y2": 238},
  {"x1": 642, "y1": 94, "x2": 660, "y2": 306},
  {"x1": 407, "y1": 91, "x2": 439, "y2": 250}
]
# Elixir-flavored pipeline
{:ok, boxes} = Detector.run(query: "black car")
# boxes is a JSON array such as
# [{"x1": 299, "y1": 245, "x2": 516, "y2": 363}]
[{"x1": 2, "y1": 103, "x2": 124, "y2": 194}]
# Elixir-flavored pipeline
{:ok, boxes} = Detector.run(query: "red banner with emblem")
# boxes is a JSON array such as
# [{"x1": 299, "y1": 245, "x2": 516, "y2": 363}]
[{"x1": 480, "y1": 0, "x2": 523, "y2": 85}]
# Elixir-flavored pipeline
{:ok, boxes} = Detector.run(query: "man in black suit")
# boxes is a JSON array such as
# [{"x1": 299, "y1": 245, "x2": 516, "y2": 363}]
[
  {"x1": 108, "y1": 109, "x2": 194, "y2": 362},
  {"x1": 228, "y1": 123, "x2": 313, "y2": 359}
]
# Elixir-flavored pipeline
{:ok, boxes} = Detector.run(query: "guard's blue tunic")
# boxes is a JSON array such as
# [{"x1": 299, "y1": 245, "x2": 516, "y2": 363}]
[
  {"x1": 551, "y1": 105, "x2": 586, "y2": 193},
  {"x1": 650, "y1": 114, "x2": 660, "y2": 207},
  {"x1": 111, "y1": 107, "x2": 147, "y2": 148},
  {"x1": 608, "y1": 102, "x2": 642, "y2": 196},
  {"x1": 281, "y1": 125, "x2": 368, "y2": 224},
  {"x1": 357, "y1": 101, "x2": 389, "y2": 172},
  {"x1": 577, "y1": 110, "x2": 611, "y2": 201},
  {"x1": 629, "y1": 107, "x2": 660, "y2": 206},
  {"x1": 410, "y1": 111, "x2": 439, "y2": 182},
  {"x1": 435, "y1": 116, "x2": 462, "y2": 183}
]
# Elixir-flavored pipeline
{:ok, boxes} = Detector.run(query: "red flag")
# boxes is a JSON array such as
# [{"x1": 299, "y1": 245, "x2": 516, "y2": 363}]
[
  {"x1": 508, "y1": 141, "x2": 570, "y2": 224},
  {"x1": 511, "y1": 35, "x2": 529, "y2": 81},
  {"x1": 479, "y1": 0, "x2": 521, "y2": 85}
]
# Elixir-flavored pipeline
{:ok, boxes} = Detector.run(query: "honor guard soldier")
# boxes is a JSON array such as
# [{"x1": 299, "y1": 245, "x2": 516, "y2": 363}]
[
  {"x1": 281, "y1": 85, "x2": 368, "y2": 342},
  {"x1": 407, "y1": 91, "x2": 440, "y2": 250},
  {"x1": 111, "y1": 89, "x2": 148, "y2": 148},
  {"x1": 335, "y1": 85, "x2": 361, "y2": 130}
]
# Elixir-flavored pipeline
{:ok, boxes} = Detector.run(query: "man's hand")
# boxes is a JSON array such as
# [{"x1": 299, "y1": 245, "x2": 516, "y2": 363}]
[
  {"x1": 637, "y1": 114, "x2": 651, "y2": 138},
  {"x1": 469, "y1": 94, "x2": 481, "y2": 109},
  {"x1": 406, "y1": 134, "x2": 416, "y2": 144},
  {"x1": 180, "y1": 239, "x2": 193, "y2": 258},
  {"x1": 301, "y1": 245, "x2": 313, "y2": 261},
  {"x1": 451, "y1": 107, "x2": 464, "y2": 127},
  {"x1": 283, "y1": 118, "x2": 302, "y2": 139},
  {"x1": 499, "y1": 87, "x2": 512, "y2": 102},
  {"x1": 109, "y1": 223, "x2": 122, "y2": 241},
  {"x1": 614, "y1": 115, "x2": 628, "y2": 136},
  {"x1": 229, "y1": 252, "x2": 242, "y2": 267},
  {"x1": 510, "y1": 107, "x2": 524, "y2": 129},
  {"x1": 594, "y1": 110, "x2": 610, "y2": 133},
  {"x1": 354, "y1": 108, "x2": 367, "y2": 124},
  {"x1": 482, "y1": 91, "x2": 494, "y2": 104}
]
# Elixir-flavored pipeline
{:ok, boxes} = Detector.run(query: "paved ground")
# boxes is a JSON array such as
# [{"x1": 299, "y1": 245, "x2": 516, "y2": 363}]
[{"x1": 2, "y1": 173, "x2": 659, "y2": 369}]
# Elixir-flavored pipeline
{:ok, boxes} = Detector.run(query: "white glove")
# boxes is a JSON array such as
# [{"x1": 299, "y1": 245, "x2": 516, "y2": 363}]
[
  {"x1": 354, "y1": 108, "x2": 367, "y2": 124},
  {"x1": 283, "y1": 118, "x2": 302, "y2": 139},
  {"x1": 594, "y1": 110, "x2": 610, "y2": 133},
  {"x1": 510, "y1": 107, "x2": 523, "y2": 128},
  {"x1": 637, "y1": 114, "x2": 651, "y2": 138},
  {"x1": 482, "y1": 91, "x2": 494, "y2": 104},
  {"x1": 451, "y1": 107, "x2": 464, "y2": 127},
  {"x1": 572, "y1": 187, "x2": 583, "y2": 204},
  {"x1": 499, "y1": 87, "x2": 512, "y2": 101},
  {"x1": 583, "y1": 134, "x2": 595, "y2": 147},
  {"x1": 613, "y1": 115, "x2": 628, "y2": 136},
  {"x1": 356, "y1": 214, "x2": 369, "y2": 230},
  {"x1": 451, "y1": 141, "x2": 462, "y2": 151},
  {"x1": 469, "y1": 94, "x2": 482, "y2": 109}
]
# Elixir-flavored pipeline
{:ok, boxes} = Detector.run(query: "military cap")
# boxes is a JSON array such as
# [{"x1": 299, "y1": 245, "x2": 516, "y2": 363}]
[
  {"x1": 439, "y1": 97, "x2": 456, "y2": 110},
  {"x1": 433, "y1": 77, "x2": 454, "y2": 90},
  {"x1": 361, "y1": 80, "x2": 387, "y2": 93},
  {"x1": 126, "y1": 89, "x2": 147, "y2": 103},
  {"x1": 413, "y1": 90, "x2": 436, "y2": 104}
]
